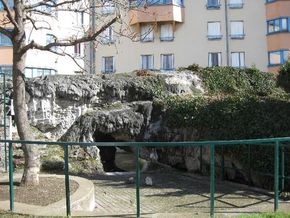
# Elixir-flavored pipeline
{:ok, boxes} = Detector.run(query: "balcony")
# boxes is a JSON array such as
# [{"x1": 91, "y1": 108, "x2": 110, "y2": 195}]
[{"x1": 128, "y1": 0, "x2": 184, "y2": 25}]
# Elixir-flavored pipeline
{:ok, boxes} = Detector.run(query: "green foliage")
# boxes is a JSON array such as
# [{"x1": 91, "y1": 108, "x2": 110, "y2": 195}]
[
  {"x1": 239, "y1": 212, "x2": 290, "y2": 218},
  {"x1": 277, "y1": 60, "x2": 290, "y2": 92},
  {"x1": 163, "y1": 95, "x2": 290, "y2": 140},
  {"x1": 196, "y1": 66, "x2": 276, "y2": 96},
  {"x1": 185, "y1": 63, "x2": 202, "y2": 72}
]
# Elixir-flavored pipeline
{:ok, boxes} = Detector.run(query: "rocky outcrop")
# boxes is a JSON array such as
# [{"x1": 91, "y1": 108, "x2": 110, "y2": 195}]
[
  {"x1": 26, "y1": 71, "x2": 203, "y2": 140},
  {"x1": 25, "y1": 71, "x2": 206, "y2": 173},
  {"x1": 25, "y1": 71, "x2": 252, "y2": 185}
]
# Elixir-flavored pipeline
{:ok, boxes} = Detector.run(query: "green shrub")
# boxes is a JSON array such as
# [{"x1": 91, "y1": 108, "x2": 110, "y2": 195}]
[
  {"x1": 185, "y1": 63, "x2": 202, "y2": 72},
  {"x1": 277, "y1": 60, "x2": 290, "y2": 92},
  {"x1": 163, "y1": 95, "x2": 290, "y2": 139},
  {"x1": 197, "y1": 66, "x2": 276, "y2": 96}
]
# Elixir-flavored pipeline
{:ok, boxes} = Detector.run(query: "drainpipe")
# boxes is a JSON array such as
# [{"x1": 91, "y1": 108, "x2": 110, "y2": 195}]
[
  {"x1": 90, "y1": 0, "x2": 96, "y2": 74},
  {"x1": 224, "y1": 0, "x2": 230, "y2": 66}
]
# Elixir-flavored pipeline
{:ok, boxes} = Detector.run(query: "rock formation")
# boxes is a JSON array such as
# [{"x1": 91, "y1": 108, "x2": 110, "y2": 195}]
[{"x1": 26, "y1": 71, "x2": 207, "y2": 173}]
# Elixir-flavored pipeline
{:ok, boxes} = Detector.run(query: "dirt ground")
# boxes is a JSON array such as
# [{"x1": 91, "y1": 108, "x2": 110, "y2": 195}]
[{"x1": 0, "y1": 177, "x2": 78, "y2": 206}]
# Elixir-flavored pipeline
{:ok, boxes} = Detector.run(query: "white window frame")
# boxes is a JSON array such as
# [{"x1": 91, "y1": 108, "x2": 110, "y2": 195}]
[
  {"x1": 228, "y1": 0, "x2": 244, "y2": 8},
  {"x1": 102, "y1": 56, "x2": 115, "y2": 73},
  {"x1": 230, "y1": 21, "x2": 245, "y2": 39},
  {"x1": 231, "y1": 52, "x2": 245, "y2": 68},
  {"x1": 161, "y1": 54, "x2": 174, "y2": 70},
  {"x1": 101, "y1": 26, "x2": 114, "y2": 44},
  {"x1": 160, "y1": 23, "x2": 174, "y2": 41},
  {"x1": 74, "y1": 43, "x2": 82, "y2": 57},
  {"x1": 140, "y1": 24, "x2": 154, "y2": 42},
  {"x1": 207, "y1": 21, "x2": 222, "y2": 40},
  {"x1": 141, "y1": 55, "x2": 154, "y2": 70},
  {"x1": 208, "y1": 52, "x2": 222, "y2": 67},
  {"x1": 206, "y1": 0, "x2": 221, "y2": 9},
  {"x1": 101, "y1": 0, "x2": 115, "y2": 15}
]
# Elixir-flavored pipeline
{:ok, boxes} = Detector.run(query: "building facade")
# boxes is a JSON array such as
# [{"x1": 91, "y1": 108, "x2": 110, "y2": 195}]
[
  {"x1": 0, "y1": 1, "x2": 89, "y2": 77},
  {"x1": 93, "y1": 0, "x2": 290, "y2": 74},
  {"x1": 266, "y1": 0, "x2": 290, "y2": 73}
]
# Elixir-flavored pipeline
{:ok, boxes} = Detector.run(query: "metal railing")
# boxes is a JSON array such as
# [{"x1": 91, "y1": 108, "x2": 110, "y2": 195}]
[{"x1": 0, "y1": 137, "x2": 289, "y2": 217}]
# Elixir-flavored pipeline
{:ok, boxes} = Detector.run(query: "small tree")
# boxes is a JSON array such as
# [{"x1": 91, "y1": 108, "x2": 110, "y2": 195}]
[
  {"x1": 277, "y1": 60, "x2": 290, "y2": 92},
  {"x1": 0, "y1": 0, "x2": 131, "y2": 186}
]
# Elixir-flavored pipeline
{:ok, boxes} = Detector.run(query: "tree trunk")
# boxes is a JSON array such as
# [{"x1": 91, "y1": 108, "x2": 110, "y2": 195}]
[{"x1": 13, "y1": 47, "x2": 39, "y2": 186}]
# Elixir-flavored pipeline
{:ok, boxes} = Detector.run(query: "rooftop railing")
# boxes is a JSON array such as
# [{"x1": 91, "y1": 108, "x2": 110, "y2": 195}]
[{"x1": 129, "y1": 0, "x2": 184, "y2": 7}]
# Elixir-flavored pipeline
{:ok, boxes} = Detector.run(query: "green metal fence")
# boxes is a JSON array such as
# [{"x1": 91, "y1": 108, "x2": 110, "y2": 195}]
[{"x1": 0, "y1": 137, "x2": 289, "y2": 217}]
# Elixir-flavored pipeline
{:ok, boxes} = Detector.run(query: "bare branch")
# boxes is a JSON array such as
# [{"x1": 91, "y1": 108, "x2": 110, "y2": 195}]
[
  {"x1": 0, "y1": 26, "x2": 12, "y2": 38},
  {"x1": 25, "y1": 0, "x2": 82, "y2": 10},
  {"x1": 25, "y1": 15, "x2": 51, "y2": 30},
  {"x1": 21, "y1": 16, "x2": 119, "y2": 55},
  {"x1": 62, "y1": 50, "x2": 87, "y2": 72},
  {"x1": 0, "y1": 0, "x2": 19, "y2": 30}
]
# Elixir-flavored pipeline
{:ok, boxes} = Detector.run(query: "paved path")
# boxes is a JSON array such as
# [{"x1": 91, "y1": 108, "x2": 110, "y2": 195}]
[{"x1": 77, "y1": 171, "x2": 290, "y2": 217}]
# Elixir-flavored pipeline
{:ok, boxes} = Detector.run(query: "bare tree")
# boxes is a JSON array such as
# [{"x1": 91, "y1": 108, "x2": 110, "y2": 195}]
[{"x1": 0, "y1": 0, "x2": 132, "y2": 186}]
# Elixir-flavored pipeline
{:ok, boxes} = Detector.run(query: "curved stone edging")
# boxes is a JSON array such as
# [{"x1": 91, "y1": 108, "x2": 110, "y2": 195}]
[{"x1": 0, "y1": 174, "x2": 95, "y2": 216}]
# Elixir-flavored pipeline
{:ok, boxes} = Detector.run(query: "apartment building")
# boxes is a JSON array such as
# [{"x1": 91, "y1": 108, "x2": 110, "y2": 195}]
[
  {"x1": 93, "y1": 0, "x2": 290, "y2": 74},
  {"x1": 266, "y1": 0, "x2": 290, "y2": 73},
  {"x1": 0, "y1": 0, "x2": 89, "y2": 77}
]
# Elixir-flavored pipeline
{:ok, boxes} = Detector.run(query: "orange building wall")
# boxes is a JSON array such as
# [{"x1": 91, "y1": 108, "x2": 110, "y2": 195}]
[
  {"x1": 266, "y1": 0, "x2": 290, "y2": 19},
  {"x1": 0, "y1": 10, "x2": 13, "y2": 65},
  {"x1": 0, "y1": 47, "x2": 13, "y2": 65},
  {"x1": 266, "y1": 0, "x2": 290, "y2": 73}
]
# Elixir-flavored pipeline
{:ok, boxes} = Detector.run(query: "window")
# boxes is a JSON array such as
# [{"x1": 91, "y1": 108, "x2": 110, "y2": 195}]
[
  {"x1": 24, "y1": 67, "x2": 56, "y2": 78},
  {"x1": 230, "y1": 21, "x2": 245, "y2": 39},
  {"x1": 208, "y1": 52, "x2": 222, "y2": 67},
  {"x1": 74, "y1": 43, "x2": 81, "y2": 56},
  {"x1": 0, "y1": 65, "x2": 12, "y2": 77},
  {"x1": 0, "y1": 32, "x2": 12, "y2": 46},
  {"x1": 207, "y1": 22, "x2": 222, "y2": 39},
  {"x1": 228, "y1": 0, "x2": 243, "y2": 8},
  {"x1": 101, "y1": 26, "x2": 114, "y2": 44},
  {"x1": 268, "y1": 50, "x2": 290, "y2": 66},
  {"x1": 102, "y1": 56, "x2": 115, "y2": 73},
  {"x1": 76, "y1": 12, "x2": 84, "y2": 27},
  {"x1": 231, "y1": 52, "x2": 245, "y2": 68},
  {"x1": 267, "y1": 17, "x2": 289, "y2": 34},
  {"x1": 39, "y1": 0, "x2": 57, "y2": 13},
  {"x1": 160, "y1": 23, "x2": 174, "y2": 41},
  {"x1": 0, "y1": 0, "x2": 14, "y2": 10},
  {"x1": 46, "y1": 34, "x2": 57, "y2": 51},
  {"x1": 161, "y1": 54, "x2": 174, "y2": 70},
  {"x1": 101, "y1": 0, "x2": 115, "y2": 15},
  {"x1": 207, "y1": 0, "x2": 220, "y2": 9},
  {"x1": 140, "y1": 24, "x2": 154, "y2": 42},
  {"x1": 141, "y1": 55, "x2": 154, "y2": 70}
]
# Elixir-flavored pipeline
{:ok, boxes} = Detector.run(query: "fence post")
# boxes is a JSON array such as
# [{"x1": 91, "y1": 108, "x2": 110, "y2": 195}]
[
  {"x1": 281, "y1": 145, "x2": 285, "y2": 192},
  {"x1": 274, "y1": 141, "x2": 279, "y2": 212},
  {"x1": 8, "y1": 142, "x2": 14, "y2": 211},
  {"x1": 210, "y1": 144, "x2": 215, "y2": 217},
  {"x1": 135, "y1": 145, "x2": 141, "y2": 218},
  {"x1": 200, "y1": 145, "x2": 203, "y2": 174},
  {"x1": 221, "y1": 145, "x2": 225, "y2": 180},
  {"x1": 64, "y1": 145, "x2": 71, "y2": 217},
  {"x1": 3, "y1": 73, "x2": 7, "y2": 172}
]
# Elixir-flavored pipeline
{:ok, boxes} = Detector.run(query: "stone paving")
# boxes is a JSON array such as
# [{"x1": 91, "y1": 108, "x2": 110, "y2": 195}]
[{"x1": 88, "y1": 171, "x2": 290, "y2": 217}]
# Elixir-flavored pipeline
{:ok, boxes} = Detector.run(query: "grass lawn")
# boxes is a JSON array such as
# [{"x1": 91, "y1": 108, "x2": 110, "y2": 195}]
[{"x1": 239, "y1": 212, "x2": 290, "y2": 218}]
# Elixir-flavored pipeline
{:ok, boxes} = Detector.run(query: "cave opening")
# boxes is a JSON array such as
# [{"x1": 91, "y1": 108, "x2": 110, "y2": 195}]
[{"x1": 94, "y1": 132, "x2": 128, "y2": 172}]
